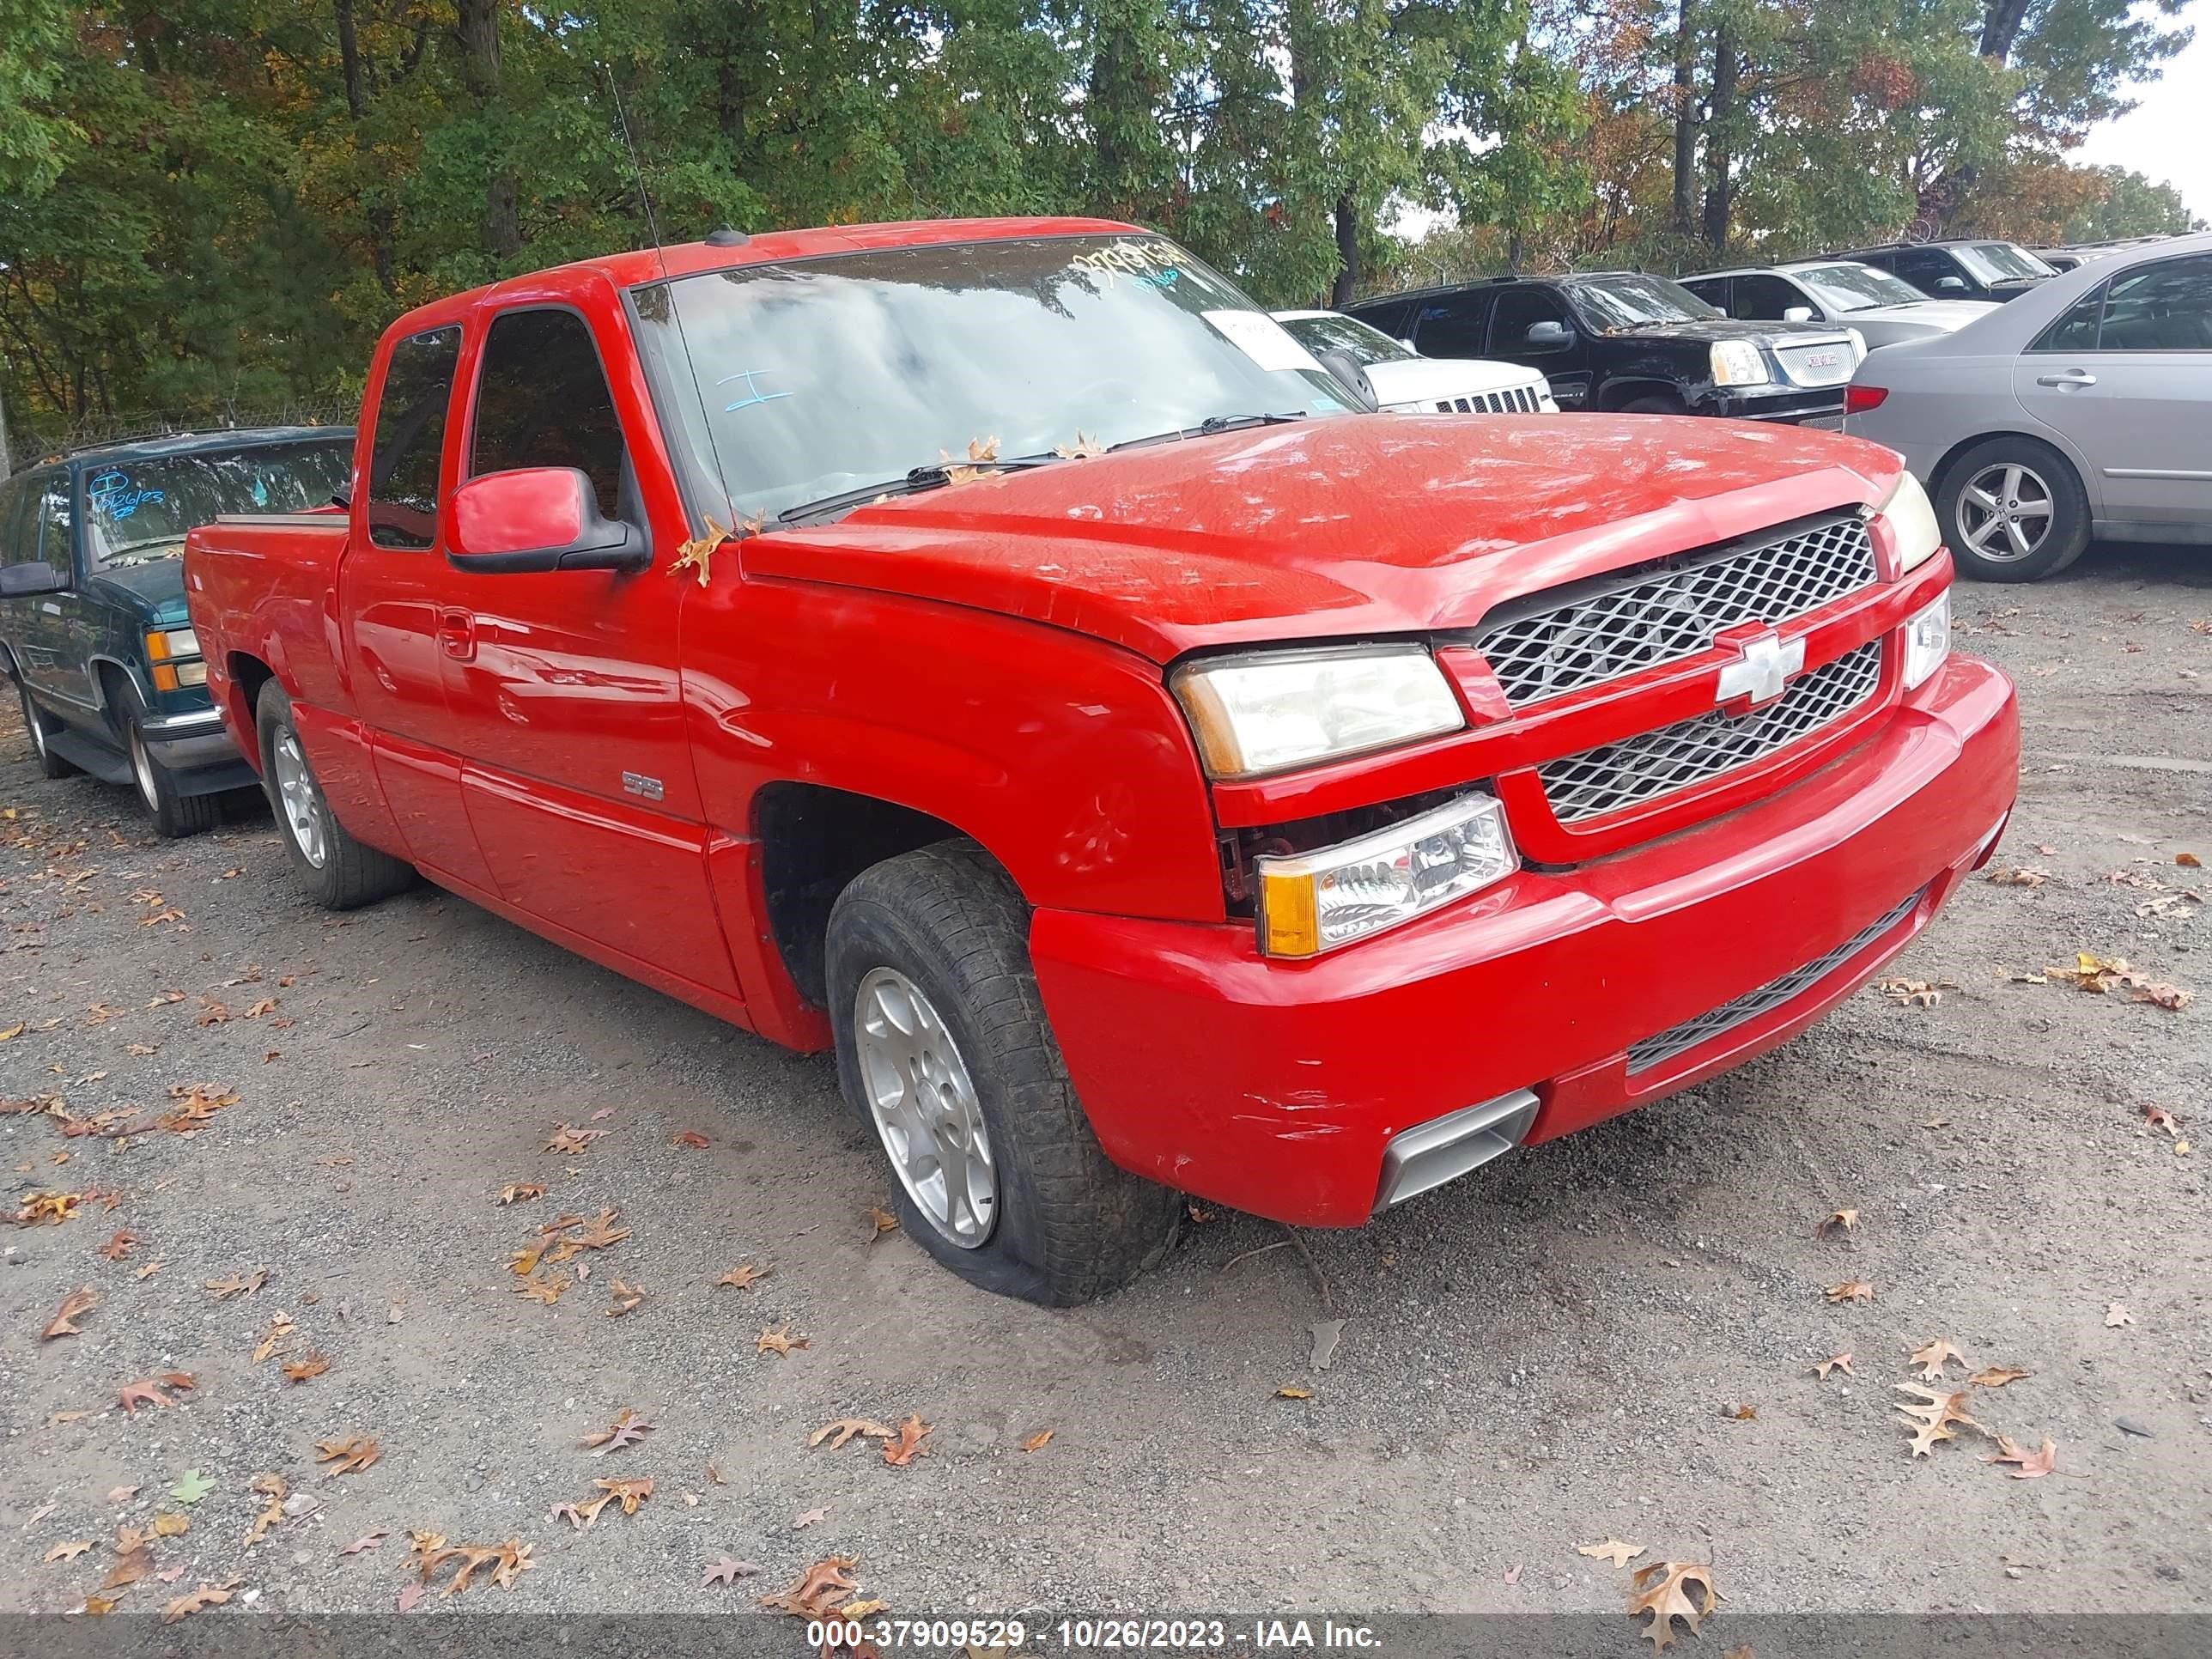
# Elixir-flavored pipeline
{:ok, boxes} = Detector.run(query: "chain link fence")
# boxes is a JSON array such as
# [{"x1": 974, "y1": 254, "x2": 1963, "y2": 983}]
[{"x1": 8, "y1": 398, "x2": 358, "y2": 469}]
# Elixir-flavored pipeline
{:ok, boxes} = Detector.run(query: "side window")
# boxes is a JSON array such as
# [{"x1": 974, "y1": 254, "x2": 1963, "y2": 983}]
[
  {"x1": 1733, "y1": 274, "x2": 1805, "y2": 319},
  {"x1": 32, "y1": 472, "x2": 74, "y2": 569},
  {"x1": 1893, "y1": 250, "x2": 1955, "y2": 291},
  {"x1": 368, "y1": 325, "x2": 463, "y2": 550},
  {"x1": 0, "y1": 478, "x2": 28, "y2": 566},
  {"x1": 2097, "y1": 254, "x2": 2212, "y2": 351},
  {"x1": 2031, "y1": 283, "x2": 2106, "y2": 353},
  {"x1": 1488, "y1": 286, "x2": 1571, "y2": 352},
  {"x1": 1680, "y1": 277, "x2": 1730, "y2": 313},
  {"x1": 1413, "y1": 293, "x2": 1492, "y2": 359},
  {"x1": 470, "y1": 308, "x2": 629, "y2": 520}
]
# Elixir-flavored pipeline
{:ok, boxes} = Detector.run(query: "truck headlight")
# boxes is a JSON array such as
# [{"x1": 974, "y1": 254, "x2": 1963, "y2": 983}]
[
  {"x1": 1257, "y1": 793, "x2": 1516, "y2": 957},
  {"x1": 1875, "y1": 470, "x2": 1943, "y2": 573},
  {"x1": 145, "y1": 627, "x2": 202, "y2": 693},
  {"x1": 1710, "y1": 340, "x2": 1771, "y2": 386},
  {"x1": 1172, "y1": 645, "x2": 1465, "y2": 780},
  {"x1": 1902, "y1": 591, "x2": 1950, "y2": 690}
]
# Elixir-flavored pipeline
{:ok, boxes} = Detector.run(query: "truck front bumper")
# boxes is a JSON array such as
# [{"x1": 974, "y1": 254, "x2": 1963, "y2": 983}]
[{"x1": 1030, "y1": 655, "x2": 2018, "y2": 1228}]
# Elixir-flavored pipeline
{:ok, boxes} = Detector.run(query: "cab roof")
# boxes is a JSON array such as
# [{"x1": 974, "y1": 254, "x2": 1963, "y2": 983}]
[{"x1": 56, "y1": 425, "x2": 354, "y2": 471}]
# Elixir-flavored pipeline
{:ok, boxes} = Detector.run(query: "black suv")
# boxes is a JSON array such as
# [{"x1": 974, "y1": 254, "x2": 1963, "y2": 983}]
[
  {"x1": 2, "y1": 428, "x2": 353, "y2": 835},
  {"x1": 1824, "y1": 240, "x2": 2057, "y2": 303},
  {"x1": 1345, "y1": 271, "x2": 1864, "y2": 423}
]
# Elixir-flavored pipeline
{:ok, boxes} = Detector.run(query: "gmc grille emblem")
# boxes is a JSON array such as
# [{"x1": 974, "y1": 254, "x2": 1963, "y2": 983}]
[
  {"x1": 1715, "y1": 630, "x2": 1806, "y2": 707},
  {"x1": 1802, "y1": 351, "x2": 1839, "y2": 368}
]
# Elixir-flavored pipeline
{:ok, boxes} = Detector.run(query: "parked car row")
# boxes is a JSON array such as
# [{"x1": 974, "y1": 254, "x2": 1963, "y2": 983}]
[{"x1": 83, "y1": 216, "x2": 2015, "y2": 1306}]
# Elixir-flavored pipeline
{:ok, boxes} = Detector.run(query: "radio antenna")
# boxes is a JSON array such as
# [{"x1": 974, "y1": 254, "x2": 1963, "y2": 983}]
[{"x1": 601, "y1": 63, "x2": 663, "y2": 258}]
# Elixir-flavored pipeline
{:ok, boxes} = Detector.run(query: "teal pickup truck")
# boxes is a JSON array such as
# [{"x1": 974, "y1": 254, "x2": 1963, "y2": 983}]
[{"x1": 2, "y1": 428, "x2": 353, "y2": 835}]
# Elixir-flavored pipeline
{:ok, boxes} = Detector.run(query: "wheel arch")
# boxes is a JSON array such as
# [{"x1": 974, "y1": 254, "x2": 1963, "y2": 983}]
[{"x1": 1594, "y1": 376, "x2": 1687, "y2": 411}]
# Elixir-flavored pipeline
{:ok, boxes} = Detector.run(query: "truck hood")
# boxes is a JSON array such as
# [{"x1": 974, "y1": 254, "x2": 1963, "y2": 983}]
[
  {"x1": 1364, "y1": 356, "x2": 1547, "y2": 408},
  {"x1": 1836, "y1": 299, "x2": 1999, "y2": 331},
  {"x1": 743, "y1": 415, "x2": 1904, "y2": 663},
  {"x1": 1605, "y1": 315, "x2": 1853, "y2": 348},
  {"x1": 82, "y1": 548, "x2": 191, "y2": 626}
]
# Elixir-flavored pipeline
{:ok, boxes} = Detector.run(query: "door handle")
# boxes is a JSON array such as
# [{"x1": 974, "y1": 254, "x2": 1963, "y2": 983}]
[
  {"x1": 437, "y1": 609, "x2": 477, "y2": 662},
  {"x1": 2034, "y1": 369, "x2": 2097, "y2": 388}
]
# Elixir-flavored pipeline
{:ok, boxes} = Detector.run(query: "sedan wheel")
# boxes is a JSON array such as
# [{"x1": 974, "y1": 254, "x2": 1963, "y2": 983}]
[{"x1": 1955, "y1": 462, "x2": 2054, "y2": 564}]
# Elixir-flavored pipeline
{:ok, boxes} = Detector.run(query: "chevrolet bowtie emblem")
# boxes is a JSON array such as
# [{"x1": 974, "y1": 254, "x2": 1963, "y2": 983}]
[{"x1": 1715, "y1": 630, "x2": 1805, "y2": 707}]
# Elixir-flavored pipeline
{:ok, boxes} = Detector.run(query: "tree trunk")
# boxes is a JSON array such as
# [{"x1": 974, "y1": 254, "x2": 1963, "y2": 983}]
[
  {"x1": 1329, "y1": 192, "x2": 1359, "y2": 307},
  {"x1": 1700, "y1": 23, "x2": 1736, "y2": 253},
  {"x1": 456, "y1": 0, "x2": 522, "y2": 260},
  {"x1": 1671, "y1": 0, "x2": 1698, "y2": 238},
  {"x1": 1978, "y1": 0, "x2": 2033, "y2": 61},
  {"x1": 336, "y1": 0, "x2": 365, "y2": 119}
]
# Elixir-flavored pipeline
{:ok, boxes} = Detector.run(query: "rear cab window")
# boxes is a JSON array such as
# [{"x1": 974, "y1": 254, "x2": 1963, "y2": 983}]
[
  {"x1": 368, "y1": 325, "x2": 464, "y2": 550},
  {"x1": 468, "y1": 307, "x2": 631, "y2": 519}
]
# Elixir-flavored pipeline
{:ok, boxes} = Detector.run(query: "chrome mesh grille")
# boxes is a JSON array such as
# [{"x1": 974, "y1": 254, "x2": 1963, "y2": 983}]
[
  {"x1": 1431, "y1": 384, "x2": 1540, "y2": 414},
  {"x1": 1474, "y1": 514, "x2": 1875, "y2": 708},
  {"x1": 1626, "y1": 884, "x2": 1926, "y2": 1074},
  {"x1": 1538, "y1": 639, "x2": 1883, "y2": 823},
  {"x1": 1774, "y1": 340, "x2": 1858, "y2": 388}
]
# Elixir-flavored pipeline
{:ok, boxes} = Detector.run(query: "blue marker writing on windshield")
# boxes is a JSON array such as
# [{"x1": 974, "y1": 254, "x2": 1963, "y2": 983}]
[{"x1": 718, "y1": 369, "x2": 793, "y2": 413}]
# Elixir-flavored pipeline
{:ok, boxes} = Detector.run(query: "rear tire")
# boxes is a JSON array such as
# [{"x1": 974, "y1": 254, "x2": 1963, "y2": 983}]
[
  {"x1": 1936, "y1": 436, "x2": 2090, "y2": 583},
  {"x1": 826, "y1": 839, "x2": 1182, "y2": 1305},
  {"x1": 254, "y1": 680, "x2": 415, "y2": 908},
  {"x1": 17, "y1": 683, "x2": 77, "y2": 780},
  {"x1": 1619, "y1": 393, "x2": 1685, "y2": 415},
  {"x1": 112, "y1": 681, "x2": 222, "y2": 838}
]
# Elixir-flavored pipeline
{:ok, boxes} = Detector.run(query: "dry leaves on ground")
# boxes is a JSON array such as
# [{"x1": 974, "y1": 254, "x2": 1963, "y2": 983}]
[
  {"x1": 1578, "y1": 1539, "x2": 1645, "y2": 1568},
  {"x1": 340, "y1": 1531, "x2": 387, "y2": 1556},
  {"x1": 757, "y1": 1324, "x2": 810, "y2": 1356},
  {"x1": 866, "y1": 1204, "x2": 898, "y2": 1242},
  {"x1": 1275, "y1": 1384, "x2": 1315, "y2": 1400},
  {"x1": 809, "y1": 1418, "x2": 896, "y2": 1450},
  {"x1": 497, "y1": 1183, "x2": 544, "y2": 1205},
  {"x1": 793, "y1": 1507, "x2": 828, "y2": 1529},
  {"x1": 2047, "y1": 951, "x2": 2193, "y2": 1010},
  {"x1": 41, "y1": 1285, "x2": 96, "y2": 1340},
  {"x1": 97, "y1": 1230, "x2": 137, "y2": 1261},
  {"x1": 1876, "y1": 977, "x2": 1956, "y2": 1006},
  {"x1": 514, "y1": 1273, "x2": 568, "y2": 1305},
  {"x1": 1895, "y1": 1383, "x2": 1983, "y2": 1457},
  {"x1": 416, "y1": 1539, "x2": 533, "y2": 1596},
  {"x1": 2106, "y1": 1303, "x2": 2134, "y2": 1327},
  {"x1": 672, "y1": 1130, "x2": 709, "y2": 1149},
  {"x1": 545, "y1": 1124, "x2": 610, "y2": 1155},
  {"x1": 204, "y1": 1267, "x2": 266, "y2": 1299},
  {"x1": 118, "y1": 1372, "x2": 194, "y2": 1412},
  {"x1": 1986, "y1": 866, "x2": 2051, "y2": 887},
  {"x1": 315, "y1": 1436, "x2": 380, "y2": 1477},
  {"x1": 1909, "y1": 1337, "x2": 1967, "y2": 1380},
  {"x1": 246, "y1": 1475, "x2": 287, "y2": 1546},
  {"x1": 551, "y1": 1477, "x2": 653, "y2": 1529},
  {"x1": 44, "y1": 1540, "x2": 94, "y2": 1562},
  {"x1": 162, "y1": 1577, "x2": 242, "y2": 1624},
  {"x1": 1814, "y1": 1208, "x2": 1859, "y2": 1238},
  {"x1": 2142, "y1": 1105, "x2": 2183, "y2": 1136},
  {"x1": 580, "y1": 1409, "x2": 653, "y2": 1455},
  {"x1": 1970, "y1": 1366, "x2": 2031, "y2": 1388},
  {"x1": 1824, "y1": 1280, "x2": 1875, "y2": 1304},
  {"x1": 703, "y1": 1556, "x2": 761, "y2": 1586},
  {"x1": 283, "y1": 1352, "x2": 330, "y2": 1384},
  {"x1": 605, "y1": 1280, "x2": 646, "y2": 1318},
  {"x1": 1626, "y1": 1561, "x2": 1723, "y2": 1650},
  {"x1": 760, "y1": 1555, "x2": 860, "y2": 1618},
  {"x1": 1811, "y1": 1352, "x2": 1856, "y2": 1380},
  {"x1": 1986, "y1": 1437, "x2": 2057, "y2": 1479},
  {"x1": 717, "y1": 1263, "x2": 768, "y2": 1290},
  {"x1": 252, "y1": 1313, "x2": 295, "y2": 1363},
  {"x1": 1020, "y1": 1429, "x2": 1054, "y2": 1453},
  {"x1": 881, "y1": 1414, "x2": 931, "y2": 1467}
]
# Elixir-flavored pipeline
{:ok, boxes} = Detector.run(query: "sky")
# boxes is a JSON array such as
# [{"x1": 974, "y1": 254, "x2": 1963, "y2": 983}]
[{"x1": 2073, "y1": 20, "x2": 2212, "y2": 222}]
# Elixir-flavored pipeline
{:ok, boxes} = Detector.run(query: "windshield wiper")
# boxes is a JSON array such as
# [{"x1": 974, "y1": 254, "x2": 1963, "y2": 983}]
[
  {"x1": 1109, "y1": 411, "x2": 1305, "y2": 453},
  {"x1": 778, "y1": 457, "x2": 1053, "y2": 526}
]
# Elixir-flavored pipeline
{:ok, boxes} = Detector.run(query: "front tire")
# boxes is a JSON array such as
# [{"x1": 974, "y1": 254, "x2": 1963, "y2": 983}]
[
  {"x1": 826, "y1": 840, "x2": 1182, "y2": 1305},
  {"x1": 112, "y1": 683, "x2": 222, "y2": 838},
  {"x1": 1936, "y1": 436, "x2": 2090, "y2": 582},
  {"x1": 254, "y1": 680, "x2": 415, "y2": 908},
  {"x1": 17, "y1": 683, "x2": 77, "y2": 780}
]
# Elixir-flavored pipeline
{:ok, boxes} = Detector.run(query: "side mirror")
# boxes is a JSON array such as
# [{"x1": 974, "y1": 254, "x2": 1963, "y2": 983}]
[
  {"x1": 1526, "y1": 320, "x2": 1575, "y2": 348},
  {"x1": 1783, "y1": 305, "x2": 1815, "y2": 323},
  {"x1": 1398, "y1": 337, "x2": 1419, "y2": 353},
  {"x1": 1315, "y1": 349, "x2": 1380, "y2": 413},
  {"x1": 1933, "y1": 276, "x2": 1967, "y2": 293},
  {"x1": 444, "y1": 468, "x2": 648, "y2": 575},
  {"x1": 0, "y1": 561, "x2": 69, "y2": 598}
]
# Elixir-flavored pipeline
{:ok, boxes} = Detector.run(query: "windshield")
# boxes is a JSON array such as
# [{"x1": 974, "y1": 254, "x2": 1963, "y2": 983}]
[
  {"x1": 1958, "y1": 243, "x2": 2057, "y2": 283},
  {"x1": 1275, "y1": 313, "x2": 1417, "y2": 366},
  {"x1": 84, "y1": 441, "x2": 352, "y2": 566},
  {"x1": 630, "y1": 234, "x2": 1356, "y2": 523},
  {"x1": 1791, "y1": 263, "x2": 1932, "y2": 313},
  {"x1": 1565, "y1": 274, "x2": 1722, "y2": 331}
]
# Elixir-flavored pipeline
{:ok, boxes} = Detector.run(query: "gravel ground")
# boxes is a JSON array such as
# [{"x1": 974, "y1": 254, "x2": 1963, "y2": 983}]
[{"x1": 2, "y1": 542, "x2": 2207, "y2": 1638}]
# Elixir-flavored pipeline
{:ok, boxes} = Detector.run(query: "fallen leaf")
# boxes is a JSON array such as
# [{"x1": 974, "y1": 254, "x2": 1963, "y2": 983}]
[
  {"x1": 580, "y1": 1408, "x2": 654, "y2": 1455},
  {"x1": 2179, "y1": 852, "x2": 2203, "y2": 868},
  {"x1": 866, "y1": 1203, "x2": 898, "y2": 1242},
  {"x1": 1053, "y1": 431, "x2": 1106, "y2": 459},
  {"x1": 167, "y1": 1468, "x2": 216, "y2": 1504},
  {"x1": 594, "y1": 1475, "x2": 653, "y2": 1515},
  {"x1": 1875, "y1": 977, "x2": 1956, "y2": 1006},
  {"x1": 757, "y1": 1324, "x2": 811, "y2": 1356},
  {"x1": 669, "y1": 518, "x2": 731, "y2": 587},
  {"x1": 1578, "y1": 1539, "x2": 1645, "y2": 1568},
  {"x1": 1894, "y1": 1382, "x2": 1982, "y2": 1457},
  {"x1": 340, "y1": 1531, "x2": 388, "y2": 1555},
  {"x1": 703, "y1": 1555, "x2": 762, "y2": 1586},
  {"x1": 2142, "y1": 1104, "x2": 2184, "y2": 1136},
  {"x1": 1627, "y1": 1560, "x2": 1723, "y2": 1650},
  {"x1": 1811, "y1": 1352, "x2": 1856, "y2": 1380},
  {"x1": 2106, "y1": 1303, "x2": 2133, "y2": 1327},
  {"x1": 204, "y1": 1268, "x2": 266, "y2": 1299},
  {"x1": 118, "y1": 1374, "x2": 192, "y2": 1412},
  {"x1": 514, "y1": 1272, "x2": 567, "y2": 1305},
  {"x1": 605, "y1": 1279, "x2": 646, "y2": 1318},
  {"x1": 793, "y1": 1507, "x2": 829, "y2": 1529},
  {"x1": 1985, "y1": 1436, "x2": 2057, "y2": 1479},
  {"x1": 315, "y1": 1436, "x2": 380, "y2": 1477},
  {"x1": 1909, "y1": 1337, "x2": 1967, "y2": 1380},
  {"x1": 1824, "y1": 1280, "x2": 1875, "y2": 1304},
  {"x1": 96, "y1": 1230, "x2": 138, "y2": 1261},
  {"x1": 1503, "y1": 1561, "x2": 1524, "y2": 1585},
  {"x1": 79, "y1": 1595, "x2": 117, "y2": 1615},
  {"x1": 1985, "y1": 866, "x2": 2051, "y2": 887},
  {"x1": 1814, "y1": 1208, "x2": 1859, "y2": 1238},
  {"x1": 251, "y1": 1313, "x2": 294, "y2": 1363},
  {"x1": 1721, "y1": 1401, "x2": 1757, "y2": 1421},
  {"x1": 152, "y1": 1510, "x2": 189, "y2": 1537},
  {"x1": 672, "y1": 1129, "x2": 709, "y2": 1149},
  {"x1": 1020, "y1": 1429, "x2": 1054, "y2": 1453},
  {"x1": 716, "y1": 1263, "x2": 768, "y2": 1290},
  {"x1": 396, "y1": 1580, "x2": 425, "y2": 1613},
  {"x1": 1970, "y1": 1366, "x2": 2031, "y2": 1388},
  {"x1": 809, "y1": 1418, "x2": 896, "y2": 1449},
  {"x1": 550, "y1": 1493, "x2": 613, "y2": 1530},
  {"x1": 545, "y1": 1124, "x2": 609, "y2": 1154},
  {"x1": 283, "y1": 1352, "x2": 331, "y2": 1384},
  {"x1": 106, "y1": 1486, "x2": 138, "y2": 1504},
  {"x1": 161, "y1": 1576, "x2": 241, "y2": 1624},
  {"x1": 41, "y1": 1285, "x2": 96, "y2": 1340},
  {"x1": 1274, "y1": 1384, "x2": 1315, "y2": 1400},
  {"x1": 497, "y1": 1183, "x2": 544, "y2": 1206},
  {"x1": 881, "y1": 1413, "x2": 931, "y2": 1466},
  {"x1": 136, "y1": 1261, "x2": 162, "y2": 1280},
  {"x1": 246, "y1": 1475, "x2": 283, "y2": 1546},
  {"x1": 417, "y1": 1539, "x2": 533, "y2": 1596},
  {"x1": 760, "y1": 1554, "x2": 860, "y2": 1618},
  {"x1": 44, "y1": 1540, "x2": 93, "y2": 1562},
  {"x1": 104, "y1": 1543, "x2": 151, "y2": 1590}
]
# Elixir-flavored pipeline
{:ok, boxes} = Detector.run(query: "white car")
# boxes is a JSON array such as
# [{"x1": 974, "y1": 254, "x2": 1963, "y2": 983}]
[
  {"x1": 1680, "y1": 261, "x2": 1998, "y2": 351},
  {"x1": 1844, "y1": 230, "x2": 2212, "y2": 580},
  {"x1": 1270, "y1": 310, "x2": 1555, "y2": 414}
]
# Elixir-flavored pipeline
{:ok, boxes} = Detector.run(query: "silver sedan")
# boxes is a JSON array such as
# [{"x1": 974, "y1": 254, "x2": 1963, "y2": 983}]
[{"x1": 1844, "y1": 230, "x2": 2212, "y2": 581}]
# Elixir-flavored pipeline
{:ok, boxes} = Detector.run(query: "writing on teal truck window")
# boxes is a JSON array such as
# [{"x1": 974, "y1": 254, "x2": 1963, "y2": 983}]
[{"x1": 88, "y1": 470, "x2": 168, "y2": 522}]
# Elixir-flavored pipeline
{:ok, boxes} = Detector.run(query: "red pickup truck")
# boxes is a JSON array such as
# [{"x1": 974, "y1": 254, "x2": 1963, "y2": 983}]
[{"x1": 185, "y1": 217, "x2": 2018, "y2": 1304}]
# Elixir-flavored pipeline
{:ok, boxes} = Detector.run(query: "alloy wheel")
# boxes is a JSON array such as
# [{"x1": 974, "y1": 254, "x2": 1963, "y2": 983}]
[
  {"x1": 1956, "y1": 462, "x2": 2054, "y2": 563},
  {"x1": 853, "y1": 966, "x2": 998, "y2": 1249},
  {"x1": 129, "y1": 727, "x2": 161, "y2": 812},
  {"x1": 271, "y1": 727, "x2": 329, "y2": 869}
]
